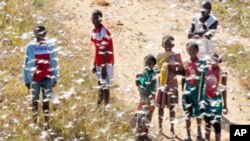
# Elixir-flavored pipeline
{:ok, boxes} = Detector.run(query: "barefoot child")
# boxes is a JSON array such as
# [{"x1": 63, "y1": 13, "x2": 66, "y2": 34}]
[
  {"x1": 90, "y1": 10, "x2": 114, "y2": 106},
  {"x1": 182, "y1": 42, "x2": 206, "y2": 141},
  {"x1": 136, "y1": 54, "x2": 157, "y2": 121},
  {"x1": 155, "y1": 35, "x2": 185, "y2": 137},
  {"x1": 130, "y1": 55, "x2": 156, "y2": 140},
  {"x1": 203, "y1": 52, "x2": 228, "y2": 141}
]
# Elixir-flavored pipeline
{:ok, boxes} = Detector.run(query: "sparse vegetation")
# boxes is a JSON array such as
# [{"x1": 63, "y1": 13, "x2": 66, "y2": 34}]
[
  {"x1": 213, "y1": 0, "x2": 250, "y2": 37},
  {"x1": 220, "y1": 42, "x2": 250, "y2": 90},
  {"x1": 1, "y1": 0, "x2": 250, "y2": 140},
  {"x1": 213, "y1": 1, "x2": 250, "y2": 90}
]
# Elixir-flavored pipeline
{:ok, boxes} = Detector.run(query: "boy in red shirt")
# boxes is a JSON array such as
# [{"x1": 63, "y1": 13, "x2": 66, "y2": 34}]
[
  {"x1": 90, "y1": 10, "x2": 114, "y2": 106},
  {"x1": 182, "y1": 42, "x2": 206, "y2": 141}
]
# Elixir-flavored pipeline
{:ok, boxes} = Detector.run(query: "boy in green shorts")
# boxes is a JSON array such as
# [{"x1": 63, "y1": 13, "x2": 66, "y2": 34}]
[
  {"x1": 182, "y1": 42, "x2": 206, "y2": 141},
  {"x1": 203, "y1": 52, "x2": 228, "y2": 141}
]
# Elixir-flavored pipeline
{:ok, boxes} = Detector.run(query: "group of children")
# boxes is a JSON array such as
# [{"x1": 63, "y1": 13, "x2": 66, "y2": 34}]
[
  {"x1": 132, "y1": 35, "x2": 228, "y2": 141},
  {"x1": 129, "y1": 2, "x2": 228, "y2": 141},
  {"x1": 88, "y1": 2, "x2": 228, "y2": 141},
  {"x1": 22, "y1": 1, "x2": 229, "y2": 141}
]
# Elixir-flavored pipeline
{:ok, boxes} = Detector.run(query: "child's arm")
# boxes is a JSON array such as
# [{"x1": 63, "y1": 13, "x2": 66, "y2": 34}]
[
  {"x1": 135, "y1": 73, "x2": 142, "y2": 87},
  {"x1": 175, "y1": 54, "x2": 186, "y2": 90},
  {"x1": 101, "y1": 47, "x2": 108, "y2": 79},
  {"x1": 221, "y1": 70, "x2": 228, "y2": 114},
  {"x1": 188, "y1": 20, "x2": 195, "y2": 39}
]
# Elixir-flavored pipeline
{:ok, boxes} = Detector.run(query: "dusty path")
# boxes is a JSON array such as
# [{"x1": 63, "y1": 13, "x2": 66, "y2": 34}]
[{"x1": 56, "y1": 0, "x2": 250, "y2": 140}]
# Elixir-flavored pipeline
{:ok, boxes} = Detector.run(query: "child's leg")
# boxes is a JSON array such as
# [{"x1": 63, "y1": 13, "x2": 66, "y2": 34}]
[
  {"x1": 158, "y1": 107, "x2": 164, "y2": 129},
  {"x1": 32, "y1": 101, "x2": 39, "y2": 124},
  {"x1": 185, "y1": 107, "x2": 192, "y2": 139},
  {"x1": 196, "y1": 117, "x2": 202, "y2": 140},
  {"x1": 31, "y1": 81, "x2": 40, "y2": 124},
  {"x1": 97, "y1": 81, "x2": 104, "y2": 105},
  {"x1": 103, "y1": 65, "x2": 113, "y2": 105},
  {"x1": 42, "y1": 78, "x2": 52, "y2": 129},
  {"x1": 149, "y1": 95, "x2": 155, "y2": 121},
  {"x1": 170, "y1": 93, "x2": 177, "y2": 134},
  {"x1": 204, "y1": 116, "x2": 212, "y2": 141},
  {"x1": 103, "y1": 88, "x2": 110, "y2": 105},
  {"x1": 149, "y1": 106, "x2": 155, "y2": 121},
  {"x1": 213, "y1": 122, "x2": 221, "y2": 141}
]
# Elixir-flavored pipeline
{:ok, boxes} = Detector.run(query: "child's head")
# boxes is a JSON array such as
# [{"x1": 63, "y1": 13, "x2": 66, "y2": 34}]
[
  {"x1": 33, "y1": 25, "x2": 46, "y2": 40},
  {"x1": 162, "y1": 35, "x2": 174, "y2": 51},
  {"x1": 186, "y1": 41, "x2": 199, "y2": 59},
  {"x1": 144, "y1": 54, "x2": 156, "y2": 70},
  {"x1": 91, "y1": 9, "x2": 103, "y2": 27},
  {"x1": 201, "y1": 1, "x2": 211, "y2": 18},
  {"x1": 209, "y1": 52, "x2": 222, "y2": 67}
]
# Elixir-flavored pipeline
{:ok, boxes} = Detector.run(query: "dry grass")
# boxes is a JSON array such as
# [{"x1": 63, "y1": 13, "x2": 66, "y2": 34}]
[
  {"x1": 213, "y1": 0, "x2": 250, "y2": 37},
  {"x1": 213, "y1": 1, "x2": 250, "y2": 90},
  {"x1": 220, "y1": 42, "x2": 250, "y2": 90},
  {"x1": 0, "y1": 0, "x2": 133, "y2": 140}
]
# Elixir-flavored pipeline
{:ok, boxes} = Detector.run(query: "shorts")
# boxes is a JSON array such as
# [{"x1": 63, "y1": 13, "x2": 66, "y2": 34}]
[
  {"x1": 204, "y1": 95, "x2": 222, "y2": 121},
  {"x1": 155, "y1": 87, "x2": 178, "y2": 109},
  {"x1": 96, "y1": 64, "x2": 113, "y2": 86},
  {"x1": 182, "y1": 87, "x2": 204, "y2": 117}
]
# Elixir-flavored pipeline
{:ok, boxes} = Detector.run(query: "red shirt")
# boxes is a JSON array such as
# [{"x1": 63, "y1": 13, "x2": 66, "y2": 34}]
[
  {"x1": 33, "y1": 43, "x2": 52, "y2": 81},
  {"x1": 91, "y1": 24, "x2": 114, "y2": 66},
  {"x1": 185, "y1": 57, "x2": 199, "y2": 86},
  {"x1": 205, "y1": 66, "x2": 220, "y2": 98}
]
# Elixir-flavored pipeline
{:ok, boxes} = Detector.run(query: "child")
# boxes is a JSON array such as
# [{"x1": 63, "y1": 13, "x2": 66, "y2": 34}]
[
  {"x1": 130, "y1": 55, "x2": 156, "y2": 140},
  {"x1": 203, "y1": 52, "x2": 228, "y2": 141},
  {"x1": 155, "y1": 35, "x2": 185, "y2": 137},
  {"x1": 23, "y1": 25, "x2": 59, "y2": 129},
  {"x1": 188, "y1": 1, "x2": 218, "y2": 59},
  {"x1": 182, "y1": 42, "x2": 206, "y2": 141},
  {"x1": 136, "y1": 54, "x2": 157, "y2": 121},
  {"x1": 90, "y1": 10, "x2": 114, "y2": 106}
]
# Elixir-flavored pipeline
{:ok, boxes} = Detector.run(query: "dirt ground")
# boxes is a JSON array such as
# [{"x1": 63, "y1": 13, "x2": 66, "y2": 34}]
[{"x1": 56, "y1": 0, "x2": 250, "y2": 140}]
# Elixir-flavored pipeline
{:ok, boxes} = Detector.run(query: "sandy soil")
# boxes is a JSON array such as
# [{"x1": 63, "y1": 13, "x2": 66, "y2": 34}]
[{"x1": 56, "y1": 0, "x2": 250, "y2": 140}]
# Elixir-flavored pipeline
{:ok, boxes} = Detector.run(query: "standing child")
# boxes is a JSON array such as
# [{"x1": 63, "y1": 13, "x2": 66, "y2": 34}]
[
  {"x1": 23, "y1": 25, "x2": 59, "y2": 129},
  {"x1": 155, "y1": 35, "x2": 185, "y2": 137},
  {"x1": 203, "y1": 52, "x2": 228, "y2": 141},
  {"x1": 90, "y1": 10, "x2": 114, "y2": 106},
  {"x1": 136, "y1": 54, "x2": 157, "y2": 121},
  {"x1": 130, "y1": 55, "x2": 156, "y2": 141},
  {"x1": 188, "y1": 1, "x2": 218, "y2": 59},
  {"x1": 182, "y1": 42, "x2": 206, "y2": 141}
]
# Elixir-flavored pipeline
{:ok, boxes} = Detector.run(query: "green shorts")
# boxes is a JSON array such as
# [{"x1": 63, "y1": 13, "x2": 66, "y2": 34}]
[
  {"x1": 182, "y1": 87, "x2": 204, "y2": 117},
  {"x1": 204, "y1": 95, "x2": 223, "y2": 121}
]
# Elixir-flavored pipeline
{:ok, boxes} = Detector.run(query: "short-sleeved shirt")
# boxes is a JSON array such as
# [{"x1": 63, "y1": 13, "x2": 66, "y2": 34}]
[
  {"x1": 90, "y1": 24, "x2": 114, "y2": 66},
  {"x1": 204, "y1": 66, "x2": 220, "y2": 98},
  {"x1": 186, "y1": 57, "x2": 199, "y2": 86},
  {"x1": 138, "y1": 68, "x2": 157, "y2": 96}
]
